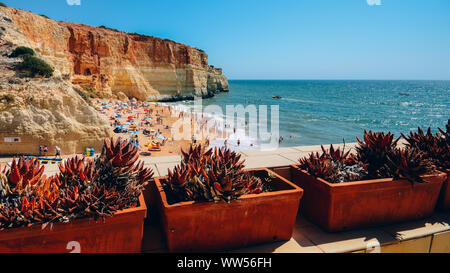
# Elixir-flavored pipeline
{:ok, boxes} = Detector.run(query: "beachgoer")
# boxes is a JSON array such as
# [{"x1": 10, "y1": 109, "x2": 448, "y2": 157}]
[
  {"x1": 38, "y1": 145, "x2": 42, "y2": 156},
  {"x1": 43, "y1": 145, "x2": 48, "y2": 157},
  {"x1": 55, "y1": 146, "x2": 61, "y2": 158},
  {"x1": 237, "y1": 139, "x2": 240, "y2": 146}
]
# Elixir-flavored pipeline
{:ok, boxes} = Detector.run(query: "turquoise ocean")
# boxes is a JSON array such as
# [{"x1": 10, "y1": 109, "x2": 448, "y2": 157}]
[{"x1": 171, "y1": 80, "x2": 450, "y2": 150}]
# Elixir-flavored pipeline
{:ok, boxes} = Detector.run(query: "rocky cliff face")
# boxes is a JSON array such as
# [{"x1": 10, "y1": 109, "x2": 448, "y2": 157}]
[
  {"x1": 0, "y1": 7, "x2": 113, "y2": 155},
  {"x1": 0, "y1": 6, "x2": 229, "y2": 155},
  {"x1": 1, "y1": 7, "x2": 229, "y2": 101}
]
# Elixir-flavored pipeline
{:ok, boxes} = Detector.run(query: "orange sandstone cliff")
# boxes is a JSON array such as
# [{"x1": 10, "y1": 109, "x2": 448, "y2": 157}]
[{"x1": 1, "y1": 7, "x2": 229, "y2": 101}]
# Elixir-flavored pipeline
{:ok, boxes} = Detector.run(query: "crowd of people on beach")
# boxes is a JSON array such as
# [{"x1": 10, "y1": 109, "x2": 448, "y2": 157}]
[
  {"x1": 32, "y1": 99, "x2": 292, "y2": 159},
  {"x1": 94, "y1": 99, "x2": 258, "y2": 155},
  {"x1": 96, "y1": 100, "x2": 175, "y2": 154}
]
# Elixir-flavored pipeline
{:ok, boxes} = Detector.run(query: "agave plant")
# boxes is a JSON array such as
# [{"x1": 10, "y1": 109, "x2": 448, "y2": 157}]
[
  {"x1": 402, "y1": 127, "x2": 440, "y2": 155},
  {"x1": 298, "y1": 144, "x2": 366, "y2": 183},
  {"x1": 402, "y1": 122, "x2": 450, "y2": 171},
  {"x1": 0, "y1": 137, "x2": 153, "y2": 230},
  {"x1": 163, "y1": 144, "x2": 270, "y2": 204},
  {"x1": 356, "y1": 130, "x2": 400, "y2": 179},
  {"x1": 298, "y1": 151, "x2": 333, "y2": 180},
  {"x1": 94, "y1": 138, "x2": 154, "y2": 205},
  {"x1": 386, "y1": 148, "x2": 436, "y2": 183},
  {"x1": 0, "y1": 158, "x2": 58, "y2": 229},
  {"x1": 0, "y1": 157, "x2": 45, "y2": 197}
]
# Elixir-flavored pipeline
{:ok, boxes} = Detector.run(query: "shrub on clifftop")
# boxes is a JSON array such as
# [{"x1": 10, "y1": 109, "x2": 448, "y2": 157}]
[
  {"x1": 16, "y1": 55, "x2": 54, "y2": 78},
  {"x1": 0, "y1": 2, "x2": 7, "y2": 7},
  {"x1": 9, "y1": 46, "x2": 35, "y2": 58}
]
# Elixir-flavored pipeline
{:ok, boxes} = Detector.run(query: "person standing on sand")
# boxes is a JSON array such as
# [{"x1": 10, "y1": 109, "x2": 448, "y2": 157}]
[
  {"x1": 43, "y1": 145, "x2": 48, "y2": 157},
  {"x1": 55, "y1": 146, "x2": 61, "y2": 158},
  {"x1": 38, "y1": 145, "x2": 42, "y2": 156}
]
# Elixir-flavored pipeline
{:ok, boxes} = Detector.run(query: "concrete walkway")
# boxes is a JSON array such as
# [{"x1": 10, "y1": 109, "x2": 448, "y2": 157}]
[
  {"x1": 139, "y1": 142, "x2": 359, "y2": 177},
  {"x1": 0, "y1": 142, "x2": 358, "y2": 177}
]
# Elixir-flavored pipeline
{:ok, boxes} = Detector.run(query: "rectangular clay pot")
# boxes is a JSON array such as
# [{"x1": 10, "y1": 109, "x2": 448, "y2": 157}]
[
  {"x1": 437, "y1": 170, "x2": 450, "y2": 211},
  {"x1": 143, "y1": 177, "x2": 159, "y2": 221},
  {"x1": 0, "y1": 194, "x2": 147, "y2": 253},
  {"x1": 153, "y1": 168, "x2": 303, "y2": 252},
  {"x1": 290, "y1": 164, "x2": 446, "y2": 232}
]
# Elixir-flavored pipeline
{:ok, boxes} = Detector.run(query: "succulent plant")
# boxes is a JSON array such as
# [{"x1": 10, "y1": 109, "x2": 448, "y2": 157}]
[
  {"x1": 0, "y1": 157, "x2": 45, "y2": 197},
  {"x1": 0, "y1": 158, "x2": 57, "y2": 229},
  {"x1": 402, "y1": 122, "x2": 450, "y2": 171},
  {"x1": 386, "y1": 148, "x2": 436, "y2": 183},
  {"x1": 163, "y1": 144, "x2": 270, "y2": 204},
  {"x1": 298, "y1": 144, "x2": 367, "y2": 183},
  {"x1": 322, "y1": 144, "x2": 358, "y2": 165},
  {"x1": 402, "y1": 127, "x2": 439, "y2": 154},
  {"x1": 0, "y1": 137, "x2": 153, "y2": 230},
  {"x1": 94, "y1": 138, "x2": 153, "y2": 205},
  {"x1": 298, "y1": 151, "x2": 334, "y2": 180},
  {"x1": 356, "y1": 130, "x2": 400, "y2": 179}
]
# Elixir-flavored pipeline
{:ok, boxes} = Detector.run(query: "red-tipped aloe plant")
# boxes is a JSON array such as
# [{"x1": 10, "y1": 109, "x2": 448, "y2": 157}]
[
  {"x1": 0, "y1": 137, "x2": 153, "y2": 230},
  {"x1": 163, "y1": 144, "x2": 270, "y2": 204}
]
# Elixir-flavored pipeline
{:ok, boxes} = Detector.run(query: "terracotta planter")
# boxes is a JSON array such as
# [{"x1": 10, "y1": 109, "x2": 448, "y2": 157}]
[
  {"x1": 437, "y1": 170, "x2": 450, "y2": 211},
  {"x1": 0, "y1": 194, "x2": 147, "y2": 253},
  {"x1": 143, "y1": 178, "x2": 159, "y2": 220},
  {"x1": 153, "y1": 168, "x2": 303, "y2": 252},
  {"x1": 290, "y1": 164, "x2": 446, "y2": 232}
]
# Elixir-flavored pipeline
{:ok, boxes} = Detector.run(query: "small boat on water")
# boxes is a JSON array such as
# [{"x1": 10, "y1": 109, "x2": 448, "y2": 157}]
[
  {"x1": 272, "y1": 96, "x2": 282, "y2": 99},
  {"x1": 399, "y1": 93, "x2": 410, "y2": 96}
]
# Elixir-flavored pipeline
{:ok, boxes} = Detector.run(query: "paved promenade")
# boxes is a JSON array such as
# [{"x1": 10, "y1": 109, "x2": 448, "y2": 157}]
[{"x1": 18, "y1": 142, "x2": 357, "y2": 177}]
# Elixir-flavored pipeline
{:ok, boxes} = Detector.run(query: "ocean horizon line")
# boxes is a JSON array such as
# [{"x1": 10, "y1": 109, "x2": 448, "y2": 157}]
[{"x1": 228, "y1": 78, "x2": 450, "y2": 81}]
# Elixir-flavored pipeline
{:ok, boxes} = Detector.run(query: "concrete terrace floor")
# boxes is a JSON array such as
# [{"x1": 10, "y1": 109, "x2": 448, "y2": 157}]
[
  {"x1": 0, "y1": 142, "x2": 360, "y2": 177},
  {"x1": 2, "y1": 141, "x2": 450, "y2": 253}
]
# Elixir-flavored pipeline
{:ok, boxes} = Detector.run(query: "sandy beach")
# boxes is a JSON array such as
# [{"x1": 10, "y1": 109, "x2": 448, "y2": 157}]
[{"x1": 93, "y1": 99, "x2": 234, "y2": 157}]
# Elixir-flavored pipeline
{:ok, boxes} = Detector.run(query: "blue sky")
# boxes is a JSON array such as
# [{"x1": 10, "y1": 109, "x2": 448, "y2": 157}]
[{"x1": 3, "y1": 0, "x2": 450, "y2": 80}]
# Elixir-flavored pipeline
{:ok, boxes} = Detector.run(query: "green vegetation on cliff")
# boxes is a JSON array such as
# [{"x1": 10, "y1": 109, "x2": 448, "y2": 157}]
[
  {"x1": 9, "y1": 46, "x2": 35, "y2": 58},
  {"x1": 74, "y1": 88, "x2": 92, "y2": 105},
  {"x1": 16, "y1": 55, "x2": 54, "y2": 77}
]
